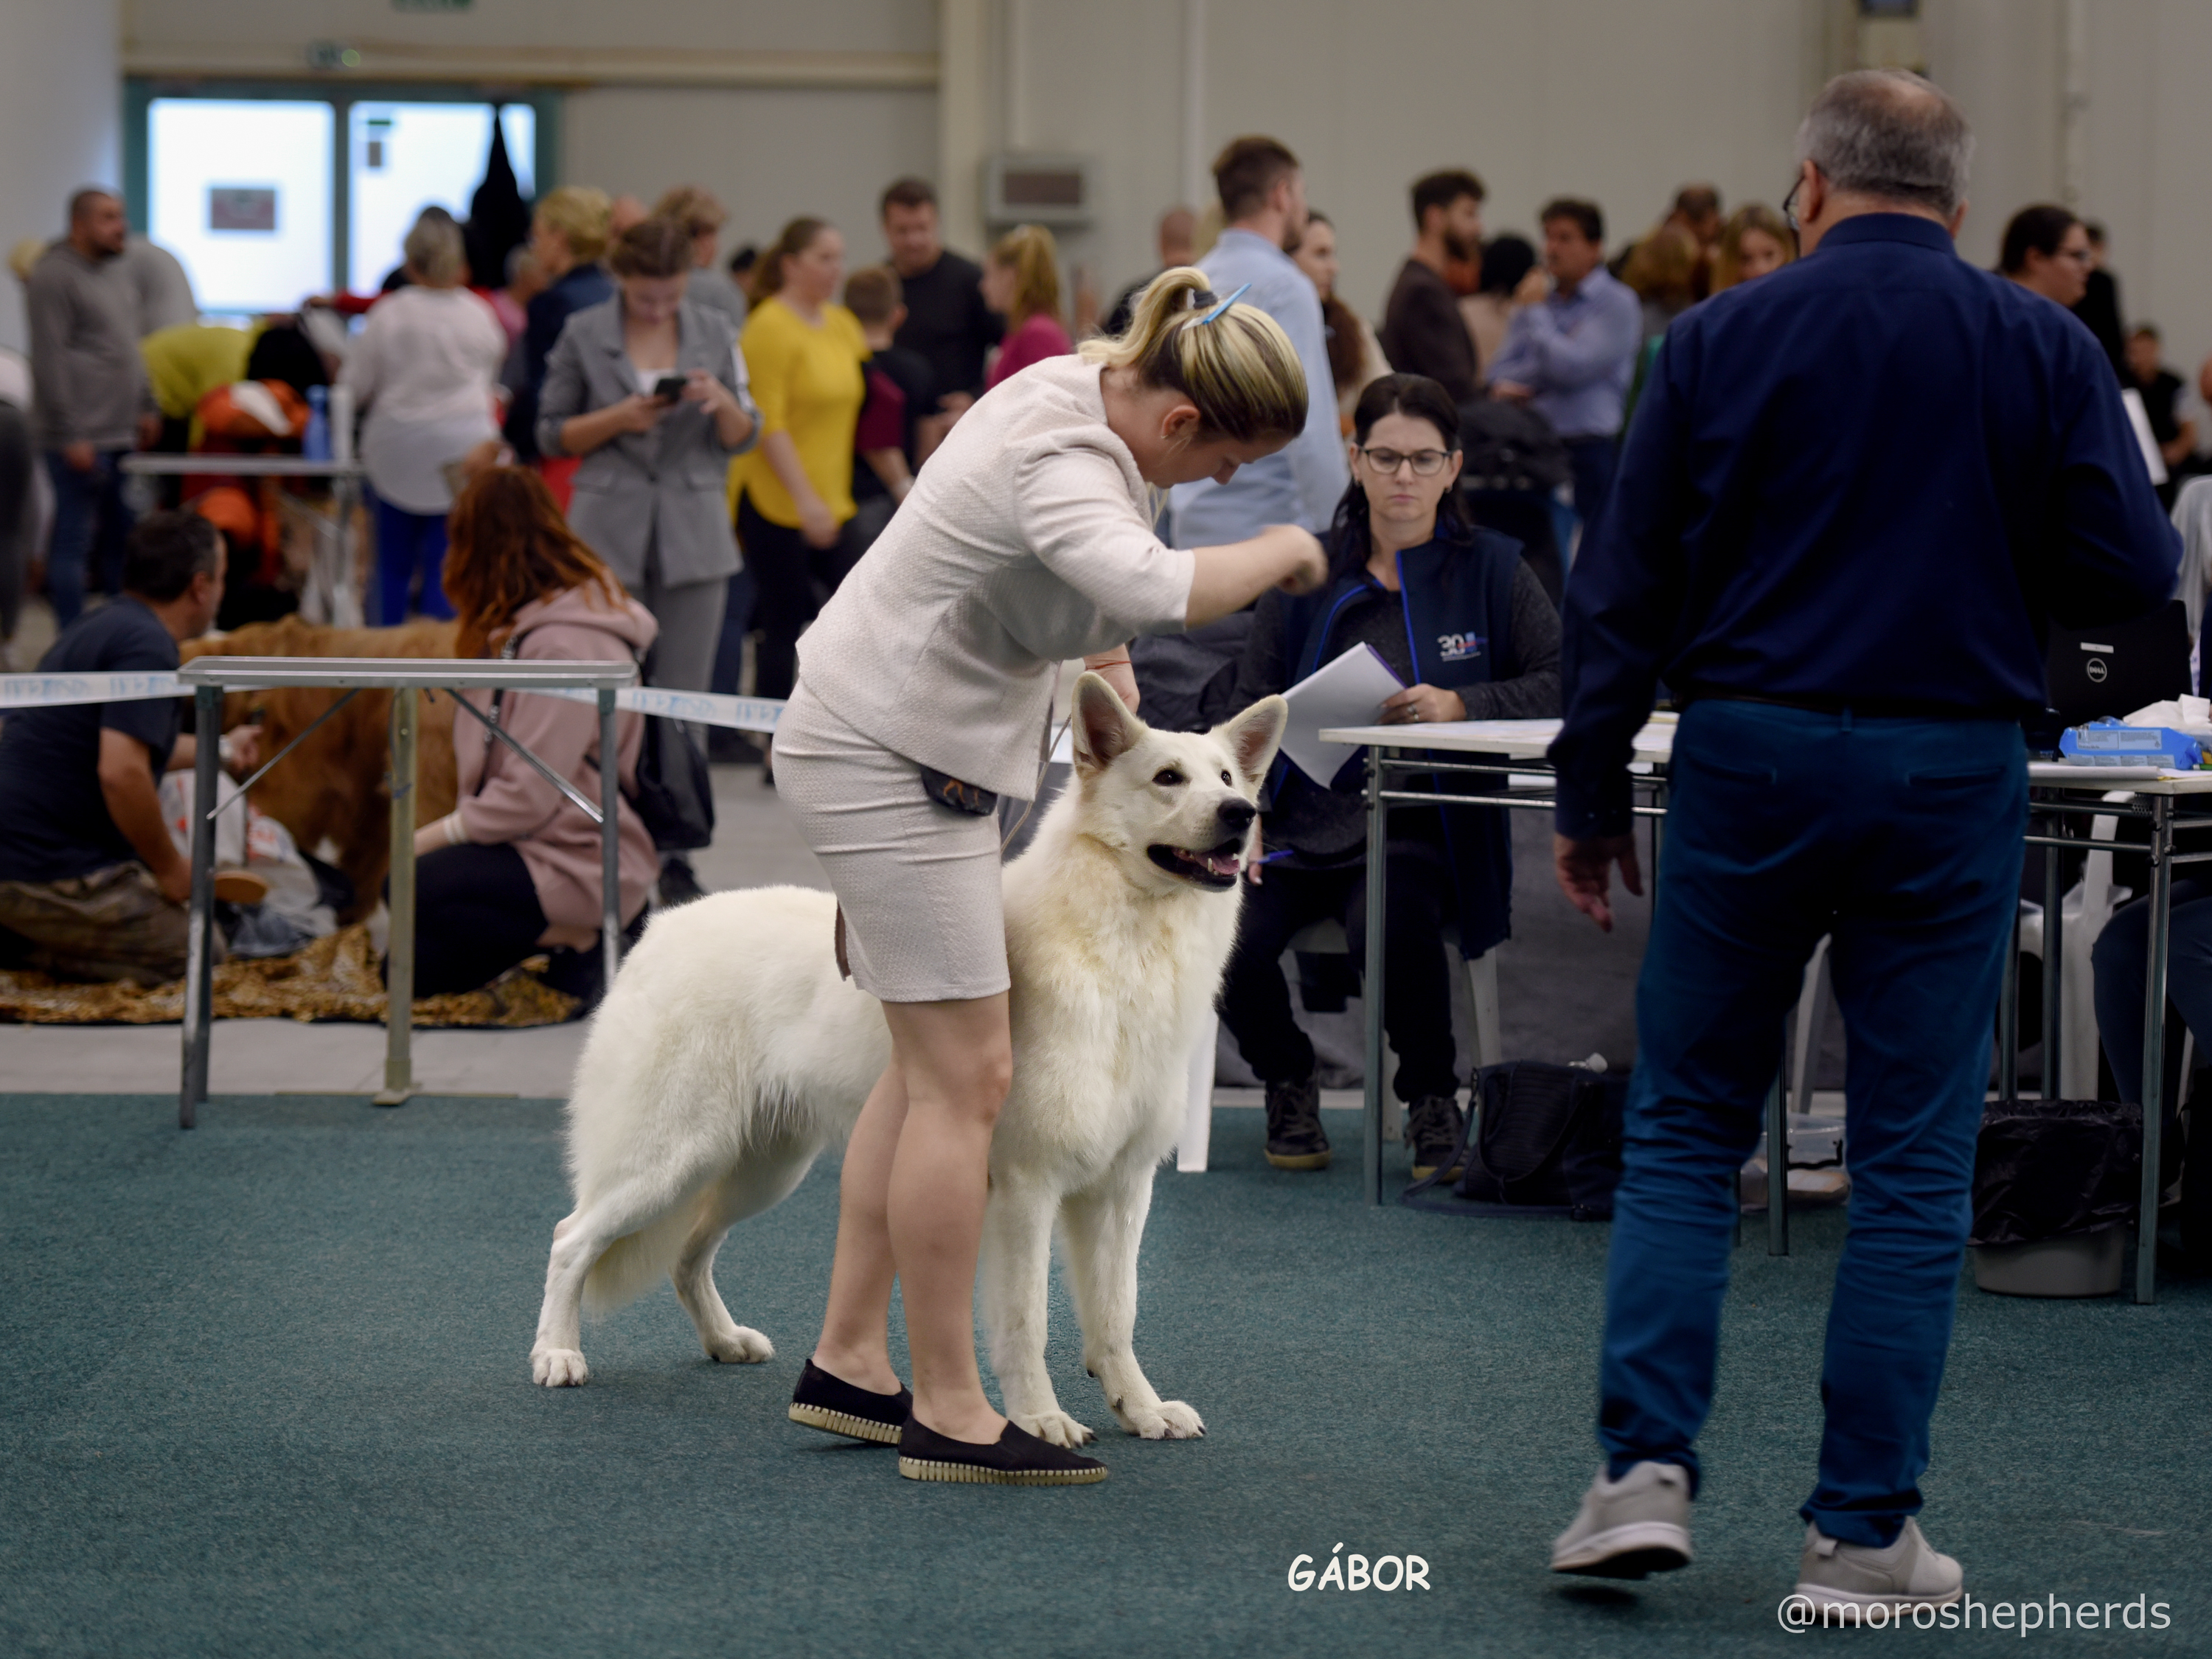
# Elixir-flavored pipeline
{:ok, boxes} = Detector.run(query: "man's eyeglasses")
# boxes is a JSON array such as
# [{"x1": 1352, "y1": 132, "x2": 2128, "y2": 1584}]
[
  {"x1": 1782, "y1": 175, "x2": 1802, "y2": 235},
  {"x1": 1357, "y1": 446, "x2": 1452, "y2": 477}
]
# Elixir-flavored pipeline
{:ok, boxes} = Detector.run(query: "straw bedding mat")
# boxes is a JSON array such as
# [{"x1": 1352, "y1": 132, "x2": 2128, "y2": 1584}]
[{"x1": 0, "y1": 925, "x2": 577, "y2": 1026}]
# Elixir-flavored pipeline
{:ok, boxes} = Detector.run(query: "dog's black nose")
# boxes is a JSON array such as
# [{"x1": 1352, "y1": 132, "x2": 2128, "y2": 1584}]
[{"x1": 1217, "y1": 799, "x2": 1256, "y2": 834}]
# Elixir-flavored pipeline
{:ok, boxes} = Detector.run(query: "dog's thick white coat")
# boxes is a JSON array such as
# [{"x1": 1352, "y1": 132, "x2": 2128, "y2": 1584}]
[{"x1": 531, "y1": 677, "x2": 1286, "y2": 1446}]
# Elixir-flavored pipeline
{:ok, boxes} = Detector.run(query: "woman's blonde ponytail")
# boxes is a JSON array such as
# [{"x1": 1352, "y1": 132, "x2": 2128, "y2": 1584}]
[{"x1": 1079, "y1": 265, "x2": 1307, "y2": 443}]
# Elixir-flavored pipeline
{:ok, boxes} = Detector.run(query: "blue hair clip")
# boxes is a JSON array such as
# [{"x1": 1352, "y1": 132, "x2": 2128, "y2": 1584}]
[{"x1": 1195, "y1": 282, "x2": 1251, "y2": 324}]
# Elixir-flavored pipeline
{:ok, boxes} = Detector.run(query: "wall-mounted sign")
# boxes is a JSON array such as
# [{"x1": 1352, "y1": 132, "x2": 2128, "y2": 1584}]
[{"x1": 208, "y1": 187, "x2": 278, "y2": 233}]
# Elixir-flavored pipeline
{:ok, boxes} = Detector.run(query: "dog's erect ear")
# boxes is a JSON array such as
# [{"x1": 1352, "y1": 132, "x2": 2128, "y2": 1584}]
[
  {"x1": 1216, "y1": 695, "x2": 1287, "y2": 786},
  {"x1": 1071, "y1": 670, "x2": 1146, "y2": 777}
]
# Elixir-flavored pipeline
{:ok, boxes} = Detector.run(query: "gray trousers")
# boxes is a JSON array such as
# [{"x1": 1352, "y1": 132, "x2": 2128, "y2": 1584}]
[{"x1": 636, "y1": 541, "x2": 726, "y2": 863}]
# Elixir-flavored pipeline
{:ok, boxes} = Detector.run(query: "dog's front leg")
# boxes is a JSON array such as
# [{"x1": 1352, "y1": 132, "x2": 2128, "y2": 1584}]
[
  {"x1": 531, "y1": 1210, "x2": 596, "y2": 1386},
  {"x1": 1062, "y1": 1164, "x2": 1203, "y2": 1439},
  {"x1": 980, "y1": 1175, "x2": 1093, "y2": 1447}
]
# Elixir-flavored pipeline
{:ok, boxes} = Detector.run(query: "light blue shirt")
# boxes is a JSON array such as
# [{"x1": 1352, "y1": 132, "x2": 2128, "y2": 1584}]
[
  {"x1": 1485, "y1": 264, "x2": 1642, "y2": 439},
  {"x1": 1166, "y1": 229, "x2": 1348, "y2": 543}
]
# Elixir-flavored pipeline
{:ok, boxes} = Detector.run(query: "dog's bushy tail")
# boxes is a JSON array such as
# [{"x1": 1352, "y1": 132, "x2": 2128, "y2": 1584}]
[{"x1": 581, "y1": 1191, "x2": 709, "y2": 1316}]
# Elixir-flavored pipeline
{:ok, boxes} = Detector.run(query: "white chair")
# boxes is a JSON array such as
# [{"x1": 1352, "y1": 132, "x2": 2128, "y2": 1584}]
[
  {"x1": 1176, "y1": 919, "x2": 1501, "y2": 1172},
  {"x1": 2014, "y1": 797, "x2": 2130, "y2": 1100}
]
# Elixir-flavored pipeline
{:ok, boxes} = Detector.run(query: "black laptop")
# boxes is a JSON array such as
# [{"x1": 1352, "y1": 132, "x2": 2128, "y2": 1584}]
[{"x1": 2045, "y1": 599, "x2": 2193, "y2": 728}]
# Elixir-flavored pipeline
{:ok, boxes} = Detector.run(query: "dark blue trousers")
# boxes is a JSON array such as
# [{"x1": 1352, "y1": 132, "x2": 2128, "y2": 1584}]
[
  {"x1": 373, "y1": 497, "x2": 455, "y2": 627},
  {"x1": 1599, "y1": 700, "x2": 2025, "y2": 1546},
  {"x1": 44, "y1": 450, "x2": 133, "y2": 629}
]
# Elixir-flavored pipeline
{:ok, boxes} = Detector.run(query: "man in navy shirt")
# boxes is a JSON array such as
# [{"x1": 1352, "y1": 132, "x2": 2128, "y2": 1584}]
[
  {"x1": 0, "y1": 511, "x2": 243, "y2": 984},
  {"x1": 1545, "y1": 72, "x2": 2177, "y2": 1609}
]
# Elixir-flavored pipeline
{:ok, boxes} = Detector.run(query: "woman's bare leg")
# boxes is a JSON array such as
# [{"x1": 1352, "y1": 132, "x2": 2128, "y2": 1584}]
[
  {"x1": 883, "y1": 993, "x2": 1013, "y2": 1441},
  {"x1": 810, "y1": 1058, "x2": 910, "y2": 1395}
]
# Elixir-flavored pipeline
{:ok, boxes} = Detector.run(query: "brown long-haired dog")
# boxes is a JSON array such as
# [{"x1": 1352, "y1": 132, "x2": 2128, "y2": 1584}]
[{"x1": 181, "y1": 615, "x2": 462, "y2": 922}]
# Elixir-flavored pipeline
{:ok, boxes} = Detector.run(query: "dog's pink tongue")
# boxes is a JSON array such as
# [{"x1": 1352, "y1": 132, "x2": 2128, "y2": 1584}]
[{"x1": 1206, "y1": 851, "x2": 1239, "y2": 877}]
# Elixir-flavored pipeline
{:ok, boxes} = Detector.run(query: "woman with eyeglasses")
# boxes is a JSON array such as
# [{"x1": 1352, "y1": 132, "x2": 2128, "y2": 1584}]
[{"x1": 1220, "y1": 372, "x2": 1560, "y2": 1180}]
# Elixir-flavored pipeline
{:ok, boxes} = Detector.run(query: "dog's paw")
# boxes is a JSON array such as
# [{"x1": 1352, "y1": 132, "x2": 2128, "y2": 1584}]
[
  {"x1": 703, "y1": 1325, "x2": 774, "y2": 1365},
  {"x1": 532, "y1": 1347, "x2": 590, "y2": 1387},
  {"x1": 1122, "y1": 1399, "x2": 1205, "y2": 1440},
  {"x1": 1012, "y1": 1408, "x2": 1096, "y2": 1448}
]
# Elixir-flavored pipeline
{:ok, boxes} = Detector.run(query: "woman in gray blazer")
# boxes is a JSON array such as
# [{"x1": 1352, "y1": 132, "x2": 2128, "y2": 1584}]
[{"x1": 537, "y1": 216, "x2": 758, "y2": 898}]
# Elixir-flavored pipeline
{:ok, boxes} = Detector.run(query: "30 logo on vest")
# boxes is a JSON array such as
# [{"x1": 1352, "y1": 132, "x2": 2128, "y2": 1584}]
[{"x1": 1436, "y1": 631, "x2": 1486, "y2": 663}]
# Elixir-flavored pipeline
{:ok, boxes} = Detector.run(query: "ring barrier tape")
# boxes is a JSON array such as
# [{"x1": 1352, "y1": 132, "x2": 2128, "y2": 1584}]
[{"x1": 0, "y1": 672, "x2": 786, "y2": 734}]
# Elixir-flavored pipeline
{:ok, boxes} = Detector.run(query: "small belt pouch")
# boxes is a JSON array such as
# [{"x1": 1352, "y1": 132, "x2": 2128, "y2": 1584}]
[{"x1": 920, "y1": 765, "x2": 998, "y2": 816}]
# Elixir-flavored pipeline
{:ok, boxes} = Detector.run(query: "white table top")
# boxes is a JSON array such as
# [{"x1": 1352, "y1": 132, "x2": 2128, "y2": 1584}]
[
  {"x1": 1317, "y1": 717, "x2": 2212, "y2": 796},
  {"x1": 1319, "y1": 716, "x2": 1677, "y2": 762},
  {"x1": 119, "y1": 454, "x2": 365, "y2": 478}
]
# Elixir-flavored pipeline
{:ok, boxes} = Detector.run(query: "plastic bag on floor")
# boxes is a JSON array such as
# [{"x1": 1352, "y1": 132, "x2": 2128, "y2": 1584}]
[{"x1": 1969, "y1": 1099, "x2": 2141, "y2": 1247}]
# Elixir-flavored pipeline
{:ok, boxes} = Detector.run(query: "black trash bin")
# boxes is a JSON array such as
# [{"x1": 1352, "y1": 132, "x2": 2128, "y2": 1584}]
[{"x1": 1969, "y1": 1099, "x2": 2141, "y2": 1297}]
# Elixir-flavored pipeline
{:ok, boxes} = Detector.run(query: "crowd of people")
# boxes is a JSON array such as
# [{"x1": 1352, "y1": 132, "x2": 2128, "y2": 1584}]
[{"x1": 0, "y1": 124, "x2": 2200, "y2": 1081}]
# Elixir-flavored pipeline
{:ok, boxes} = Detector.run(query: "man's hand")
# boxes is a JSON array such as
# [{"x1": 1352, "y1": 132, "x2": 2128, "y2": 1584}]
[
  {"x1": 1512, "y1": 267, "x2": 1551, "y2": 307},
  {"x1": 220, "y1": 724, "x2": 262, "y2": 777},
  {"x1": 153, "y1": 859, "x2": 193, "y2": 905},
  {"x1": 138, "y1": 412, "x2": 164, "y2": 450},
  {"x1": 63, "y1": 441, "x2": 97, "y2": 473},
  {"x1": 1554, "y1": 831, "x2": 1643, "y2": 933},
  {"x1": 1491, "y1": 380, "x2": 1534, "y2": 405}
]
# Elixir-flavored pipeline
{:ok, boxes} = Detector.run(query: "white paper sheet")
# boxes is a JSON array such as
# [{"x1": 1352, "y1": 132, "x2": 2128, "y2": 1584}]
[{"x1": 1279, "y1": 644, "x2": 1406, "y2": 783}]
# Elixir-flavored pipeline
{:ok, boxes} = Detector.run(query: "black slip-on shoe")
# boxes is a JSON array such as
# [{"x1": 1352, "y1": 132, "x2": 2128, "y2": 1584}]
[
  {"x1": 787, "y1": 1359, "x2": 912, "y2": 1444},
  {"x1": 897, "y1": 1417, "x2": 1108, "y2": 1486},
  {"x1": 1407, "y1": 1092, "x2": 1468, "y2": 1180}
]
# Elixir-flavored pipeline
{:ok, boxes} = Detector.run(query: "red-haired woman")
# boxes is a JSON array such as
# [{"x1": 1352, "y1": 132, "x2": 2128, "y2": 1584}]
[{"x1": 398, "y1": 467, "x2": 659, "y2": 1001}]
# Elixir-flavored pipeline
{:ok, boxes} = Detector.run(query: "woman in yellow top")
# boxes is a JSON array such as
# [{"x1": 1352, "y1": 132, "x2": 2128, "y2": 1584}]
[{"x1": 733, "y1": 217, "x2": 869, "y2": 704}]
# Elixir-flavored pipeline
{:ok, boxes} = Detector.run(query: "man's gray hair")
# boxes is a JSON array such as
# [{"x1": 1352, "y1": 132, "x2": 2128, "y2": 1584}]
[
  {"x1": 403, "y1": 210, "x2": 467, "y2": 284},
  {"x1": 1796, "y1": 69, "x2": 1972, "y2": 217}
]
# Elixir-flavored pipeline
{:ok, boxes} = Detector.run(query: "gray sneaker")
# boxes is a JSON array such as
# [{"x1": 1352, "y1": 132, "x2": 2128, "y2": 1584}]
[
  {"x1": 1795, "y1": 1519, "x2": 1962, "y2": 1610},
  {"x1": 1549, "y1": 1461, "x2": 1693, "y2": 1579}
]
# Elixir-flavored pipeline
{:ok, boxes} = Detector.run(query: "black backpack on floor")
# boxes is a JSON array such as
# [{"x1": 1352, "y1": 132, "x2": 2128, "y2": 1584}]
[{"x1": 1404, "y1": 1061, "x2": 1627, "y2": 1220}]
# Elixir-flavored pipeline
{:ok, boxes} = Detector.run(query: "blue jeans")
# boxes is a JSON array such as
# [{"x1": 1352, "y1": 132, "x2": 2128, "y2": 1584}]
[
  {"x1": 374, "y1": 498, "x2": 454, "y2": 626},
  {"x1": 2091, "y1": 877, "x2": 2212, "y2": 1119},
  {"x1": 44, "y1": 450, "x2": 134, "y2": 628},
  {"x1": 1599, "y1": 700, "x2": 2025, "y2": 1546}
]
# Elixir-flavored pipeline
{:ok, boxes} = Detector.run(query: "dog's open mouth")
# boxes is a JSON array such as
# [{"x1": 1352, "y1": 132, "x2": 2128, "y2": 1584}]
[{"x1": 1148, "y1": 839, "x2": 1242, "y2": 889}]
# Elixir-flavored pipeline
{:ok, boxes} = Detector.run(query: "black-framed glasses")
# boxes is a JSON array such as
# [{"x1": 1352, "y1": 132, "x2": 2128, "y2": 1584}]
[
  {"x1": 1782, "y1": 175, "x2": 1803, "y2": 235},
  {"x1": 1357, "y1": 446, "x2": 1452, "y2": 477}
]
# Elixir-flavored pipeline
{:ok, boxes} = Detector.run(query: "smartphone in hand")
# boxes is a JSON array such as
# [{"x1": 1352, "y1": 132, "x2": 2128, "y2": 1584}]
[{"x1": 652, "y1": 374, "x2": 687, "y2": 402}]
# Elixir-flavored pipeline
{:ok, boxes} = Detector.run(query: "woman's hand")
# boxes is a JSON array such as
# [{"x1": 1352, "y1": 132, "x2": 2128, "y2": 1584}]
[
  {"x1": 610, "y1": 393, "x2": 672, "y2": 434},
  {"x1": 1083, "y1": 651, "x2": 1140, "y2": 713},
  {"x1": 798, "y1": 497, "x2": 842, "y2": 549},
  {"x1": 1380, "y1": 684, "x2": 1467, "y2": 726}
]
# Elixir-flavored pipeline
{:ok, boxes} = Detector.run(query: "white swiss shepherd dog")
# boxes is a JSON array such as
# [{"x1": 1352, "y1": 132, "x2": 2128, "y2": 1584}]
[{"x1": 529, "y1": 673, "x2": 1288, "y2": 1449}]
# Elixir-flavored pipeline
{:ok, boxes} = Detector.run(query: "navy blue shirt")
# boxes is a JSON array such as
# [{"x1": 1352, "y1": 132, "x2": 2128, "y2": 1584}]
[
  {"x1": 1551, "y1": 214, "x2": 2180, "y2": 838},
  {"x1": 0, "y1": 597, "x2": 181, "y2": 883}
]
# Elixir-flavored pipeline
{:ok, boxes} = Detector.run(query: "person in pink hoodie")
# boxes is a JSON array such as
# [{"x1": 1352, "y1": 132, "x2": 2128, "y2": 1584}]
[{"x1": 398, "y1": 467, "x2": 661, "y2": 1003}]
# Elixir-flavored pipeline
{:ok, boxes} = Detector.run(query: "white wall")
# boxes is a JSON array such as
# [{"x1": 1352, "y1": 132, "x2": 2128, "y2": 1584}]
[
  {"x1": 0, "y1": 0, "x2": 122, "y2": 355},
  {"x1": 561, "y1": 86, "x2": 939, "y2": 262}
]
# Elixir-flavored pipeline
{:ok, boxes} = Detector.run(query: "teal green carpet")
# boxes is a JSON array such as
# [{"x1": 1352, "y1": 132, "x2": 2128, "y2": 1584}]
[{"x1": 1, "y1": 1093, "x2": 2204, "y2": 1657}]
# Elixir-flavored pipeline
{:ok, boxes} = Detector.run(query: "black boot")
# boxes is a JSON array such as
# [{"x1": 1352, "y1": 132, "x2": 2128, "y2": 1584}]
[
  {"x1": 658, "y1": 852, "x2": 706, "y2": 908},
  {"x1": 1407, "y1": 1092, "x2": 1468, "y2": 1180},
  {"x1": 1265, "y1": 1071, "x2": 1332, "y2": 1171}
]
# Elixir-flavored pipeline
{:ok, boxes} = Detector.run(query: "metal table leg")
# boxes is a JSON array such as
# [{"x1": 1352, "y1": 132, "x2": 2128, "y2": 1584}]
[
  {"x1": 2042, "y1": 838, "x2": 2062, "y2": 1099},
  {"x1": 178, "y1": 685, "x2": 222, "y2": 1129},
  {"x1": 1999, "y1": 897, "x2": 2020, "y2": 1102},
  {"x1": 599, "y1": 689, "x2": 623, "y2": 998},
  {"x1": 2136, "y1": 793, "x2": 2171, "y2": 1304},
  {"x1": 1766, "y1": 1060, "x2": 1789, "y2": 1256},
  {"x1": 375, "y1": 687, "x2": 418, "y2": 1107},
  {"x1": 1363, "y1": 747, "x2": 1388, "y2": 1206}
]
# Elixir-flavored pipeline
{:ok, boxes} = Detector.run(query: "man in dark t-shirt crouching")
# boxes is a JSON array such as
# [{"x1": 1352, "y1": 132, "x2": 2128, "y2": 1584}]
[{"x1": 0, "y1": 510, "x2": 246, "y2": 984}]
